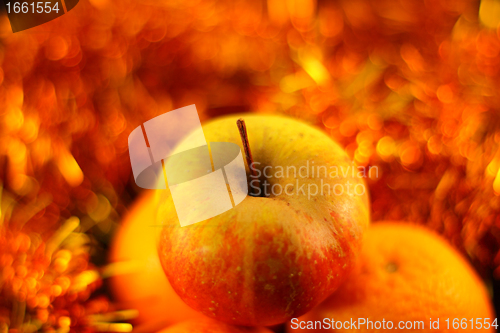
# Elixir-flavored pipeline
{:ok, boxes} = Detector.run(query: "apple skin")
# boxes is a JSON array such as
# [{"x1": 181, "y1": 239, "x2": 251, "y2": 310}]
[
  {"x1": 157, "y1": 319, "x2": 274, "y2": 333},
  {"x1": 157, "y1": 114, "x2": 370, "y2": 326},
  {"x1": 109, "y1": 191, "x2": 205, "y2": 330}
]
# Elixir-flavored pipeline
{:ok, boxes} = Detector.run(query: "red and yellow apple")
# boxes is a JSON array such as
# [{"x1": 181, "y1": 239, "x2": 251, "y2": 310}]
[
  {"x1": 156, "y1": 114, "x2": 370, "y2": 326},
  {"x1": 157, "y1": 318, "x2": 274, "y2": 333}
]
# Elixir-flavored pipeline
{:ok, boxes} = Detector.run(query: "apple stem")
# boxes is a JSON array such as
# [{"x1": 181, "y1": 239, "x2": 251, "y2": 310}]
[{"x1": 237, "y1": 118, "x2": 261, "y2": 197}]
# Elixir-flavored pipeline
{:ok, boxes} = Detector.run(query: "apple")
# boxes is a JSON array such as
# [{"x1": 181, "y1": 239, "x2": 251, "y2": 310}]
[
  {"x1": 157, "y1": 114, "x2": 370, "y2": 326},
  {"x1": 108, "y1": 190, "x2": 205, "y2": 331},
  {"x1": 157, "y1": 318, "x2": 274, "y2": 333}
]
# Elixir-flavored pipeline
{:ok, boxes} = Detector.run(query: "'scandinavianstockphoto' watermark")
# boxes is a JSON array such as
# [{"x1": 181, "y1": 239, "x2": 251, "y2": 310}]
[
  {"x1": 290, "y1": 317, "x2": 498, "y2": 330},
  {"x1": 290, "y1": 318, "x2": 425, "y2": 330},
  {"x1": 128, "y1": 105, "x2": 378, "y2": 227},
  {"x1": 248, "y1": 161, "x2": 377, "y2": 199},
  {"x1": 128, "y1": 105, "x2": 248, "y2": 227}
]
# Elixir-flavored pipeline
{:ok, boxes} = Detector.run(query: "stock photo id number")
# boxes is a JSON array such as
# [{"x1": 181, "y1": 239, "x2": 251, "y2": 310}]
[{"x1": 3, "y1": 0, "x2": 79, "y2": 32}]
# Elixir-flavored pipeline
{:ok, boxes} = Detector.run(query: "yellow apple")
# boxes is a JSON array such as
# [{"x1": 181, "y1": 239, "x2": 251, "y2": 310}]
[{"x1": 108, "y1": 191, "x2": 205, "y2": 330}]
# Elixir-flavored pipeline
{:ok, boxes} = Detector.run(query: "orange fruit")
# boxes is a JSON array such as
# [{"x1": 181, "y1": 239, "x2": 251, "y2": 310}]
[
  {"x1": 157, "y1": 318, "x2": 274, "y2": 333},
  {"x1": 288, "y1": 222, "x2": 496, "y2": 332},
  {"x1": 109, "y1": 191, "x2": 204, "y2": 331}
]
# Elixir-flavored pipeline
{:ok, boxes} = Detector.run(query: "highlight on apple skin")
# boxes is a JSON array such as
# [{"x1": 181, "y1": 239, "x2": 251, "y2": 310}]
[{"x1": 156, "y1": 114, "x2": 371, "y2": 326}]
